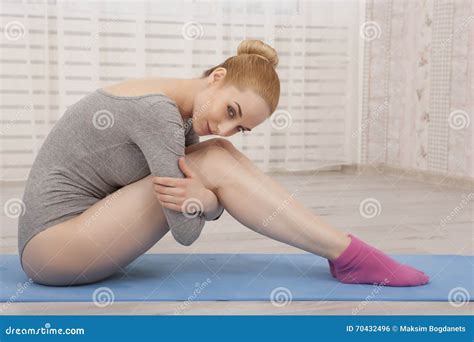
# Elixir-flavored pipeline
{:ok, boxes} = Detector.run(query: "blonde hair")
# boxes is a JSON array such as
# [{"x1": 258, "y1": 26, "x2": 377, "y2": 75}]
[{"x1": 202, "y1": 39, "x2": 280, "y2": 114}]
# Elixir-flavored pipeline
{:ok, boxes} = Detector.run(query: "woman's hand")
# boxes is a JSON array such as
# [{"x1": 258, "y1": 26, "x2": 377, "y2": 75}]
[{"x1": 152, "y1": 156, "x2": 219, "y2": 217}]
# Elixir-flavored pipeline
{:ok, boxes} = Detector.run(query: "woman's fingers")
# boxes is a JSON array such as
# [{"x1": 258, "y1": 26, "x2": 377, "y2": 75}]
[
  {"x1": 153, "y1": 184, "x2": 184, "y2": 196},
  {"x1": 152, "y1": 176, "x2": 185, "y2": 187},
  {"x1": 178, "y1": 157, "x2": 197, "y2": 179},
  {"x1": 156, "y1": 193, "x2": 183, "y2": 204},
  {"x1": 159, "y1": 201, "x2": 182, "y2": 212}
]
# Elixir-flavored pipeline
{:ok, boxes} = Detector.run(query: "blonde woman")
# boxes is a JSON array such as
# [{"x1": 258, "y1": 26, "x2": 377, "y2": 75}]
[{"x1": 18, "y1": 40, "x2": 429, "y2": 287}]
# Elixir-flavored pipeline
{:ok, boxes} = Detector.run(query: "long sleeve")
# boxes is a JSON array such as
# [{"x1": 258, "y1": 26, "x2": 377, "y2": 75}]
[
  {"x1": 184, "y1": 119, "x2": 200, "y2": 147},
  {"x1": 124, "y1": 97, "x2": 206, "y2": 246}
]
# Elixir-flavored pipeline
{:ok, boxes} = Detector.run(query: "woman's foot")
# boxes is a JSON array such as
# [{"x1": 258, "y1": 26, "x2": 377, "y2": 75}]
[{"x1": 328, "y1": 234, "x2": 430, "y2": 287}]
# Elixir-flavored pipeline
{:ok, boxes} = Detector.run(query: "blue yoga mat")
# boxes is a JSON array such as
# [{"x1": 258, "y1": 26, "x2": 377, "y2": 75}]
[{"x1": 0, "y1": 254, "x2": 472, "y2": 302}]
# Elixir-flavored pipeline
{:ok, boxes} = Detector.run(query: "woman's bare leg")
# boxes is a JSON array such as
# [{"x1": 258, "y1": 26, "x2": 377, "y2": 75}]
[
  {"x1": 186, "y1": 138, "x2": 429, "y2": 286},
  {"x1": 21, "y1": 173, "x2": 171, "y2": 286},
  {"x1": 184, "y1": 138, "x2": 351, "y2": 260}
]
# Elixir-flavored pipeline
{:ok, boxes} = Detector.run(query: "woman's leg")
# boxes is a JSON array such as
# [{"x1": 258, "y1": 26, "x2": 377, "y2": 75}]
[
  {"x1": 185, "y1": 138, "x2": 350, "y2": 260},
  {"x1": 22, "y1": 173, "x2": 171, "y2": 286},
  {"x1": 184, "y1": 138, "x2": 429, "y2": 286}
]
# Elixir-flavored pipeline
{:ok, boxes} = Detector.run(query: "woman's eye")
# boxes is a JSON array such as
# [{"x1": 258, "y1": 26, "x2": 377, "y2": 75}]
[{"x1": 227, "y1": 105, "x2": 236, "y2": 118}]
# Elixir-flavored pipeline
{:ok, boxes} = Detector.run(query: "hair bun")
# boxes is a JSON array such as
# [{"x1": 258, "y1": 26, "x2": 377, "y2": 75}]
[{"x1": 237, "y1": 39, "x2": 279, "y2": 68}]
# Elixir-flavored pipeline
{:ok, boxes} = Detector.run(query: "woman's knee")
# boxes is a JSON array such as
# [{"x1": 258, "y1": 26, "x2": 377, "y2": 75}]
[
  {"x1": 206, "y1": 137, "x2": 238, "y2": 154},
  {"x1": 201, "y1": 140, "x2": 243, "y2": 173},
  {"x1": 184, "y1": 138, "x2": 240, "y2": 189}
]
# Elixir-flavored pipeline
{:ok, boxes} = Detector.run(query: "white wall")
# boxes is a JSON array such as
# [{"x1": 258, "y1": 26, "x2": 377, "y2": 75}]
[
  {"x1": 0, "y1": 0, "x2": 362, "y2": 181},
  {"x1": 360, "y1": 0, "x2": 473, "y2": 179}
]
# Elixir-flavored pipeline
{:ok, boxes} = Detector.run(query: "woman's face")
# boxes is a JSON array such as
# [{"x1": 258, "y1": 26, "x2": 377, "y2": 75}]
[{"x1": 192, "y1": 69, "x2": 270, "y2": 137}]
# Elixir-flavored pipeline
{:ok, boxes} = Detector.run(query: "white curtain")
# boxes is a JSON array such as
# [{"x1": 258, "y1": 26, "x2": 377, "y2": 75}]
[{"x1": 0, "y1": 0, "x2": 361, "y2": 181}]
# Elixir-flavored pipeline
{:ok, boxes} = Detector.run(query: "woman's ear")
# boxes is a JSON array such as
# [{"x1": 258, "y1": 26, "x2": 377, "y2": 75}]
[{"x1": 209, "y1": 67, "x2": 227, "y2": 85}]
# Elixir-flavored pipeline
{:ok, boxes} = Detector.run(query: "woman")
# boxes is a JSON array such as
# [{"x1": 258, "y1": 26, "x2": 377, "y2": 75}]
[{"x1": 18, "y1": 40, "x2": 429, "y2": 287}]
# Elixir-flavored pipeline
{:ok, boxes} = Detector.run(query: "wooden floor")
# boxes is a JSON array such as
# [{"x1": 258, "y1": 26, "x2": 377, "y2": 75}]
[{"x1": 1, "y1": 168, "x2": 472, "y2": 315}]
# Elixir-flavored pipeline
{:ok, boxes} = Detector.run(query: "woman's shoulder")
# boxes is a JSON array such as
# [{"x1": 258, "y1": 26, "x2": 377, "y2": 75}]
[
  {"x1": 100, "y1": 78, "x2": 174, "y2": 98},
  {"x1": 98, "y1": 79, "x2": 178, "y2": 110}
]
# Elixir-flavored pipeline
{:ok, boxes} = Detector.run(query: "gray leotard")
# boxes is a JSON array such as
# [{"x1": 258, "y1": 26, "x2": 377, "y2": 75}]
[{"x1": 18, "y1": 88, "x2": 222, "y2": 265}]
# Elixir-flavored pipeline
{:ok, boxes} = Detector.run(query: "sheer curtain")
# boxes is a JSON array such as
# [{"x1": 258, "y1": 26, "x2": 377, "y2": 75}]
[{"x1": 0, "y1": 0, "x2": 361, "y2": 181}]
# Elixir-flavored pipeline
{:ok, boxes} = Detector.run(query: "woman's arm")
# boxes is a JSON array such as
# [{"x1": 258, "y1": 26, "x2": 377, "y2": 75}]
[{"x1": 124, "y1": 97, "x2": 206, "y2": 246}]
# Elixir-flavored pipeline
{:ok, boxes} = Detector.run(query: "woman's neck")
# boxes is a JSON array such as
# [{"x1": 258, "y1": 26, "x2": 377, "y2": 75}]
[{"x1": 157, "y1": 77, "x2": 207, "y2": 122}]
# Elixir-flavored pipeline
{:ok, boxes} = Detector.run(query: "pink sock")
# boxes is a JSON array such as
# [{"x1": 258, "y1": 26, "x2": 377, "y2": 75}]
[{"x1": 328, "y1": 234, "x2": 429, "y2": 287}]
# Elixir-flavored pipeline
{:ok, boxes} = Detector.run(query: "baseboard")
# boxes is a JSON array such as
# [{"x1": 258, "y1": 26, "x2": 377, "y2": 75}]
[{"x1": 342, "y1": 164, "x2": 473, "y2": 190}]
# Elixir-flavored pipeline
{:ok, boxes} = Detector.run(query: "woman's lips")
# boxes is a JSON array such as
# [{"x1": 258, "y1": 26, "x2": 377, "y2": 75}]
[{"x1": 205, "y1": 121, "x2": 212, "y2": 135}]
